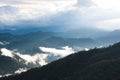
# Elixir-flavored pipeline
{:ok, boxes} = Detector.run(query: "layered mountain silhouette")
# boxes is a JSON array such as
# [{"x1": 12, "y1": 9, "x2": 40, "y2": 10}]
[
  {"x1": 0, "y1": 30, "x2": 120, "y2": 79},
  {"x1": 1, "y1": 42, "x2": 120, "y2": 80},
  {"x1": 1, "y1": 29, "x2": 120, "y2": 54},
  {"x1": 98, "y1": 30, "x2": 120, "y2": 44},
  {"x1": 0, "y1": 31, "x2": 98, "y2": 54}
]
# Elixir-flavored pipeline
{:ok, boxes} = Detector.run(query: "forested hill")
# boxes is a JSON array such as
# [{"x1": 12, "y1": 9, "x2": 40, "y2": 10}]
[{"x1": 1, "y1": 42, "x2": 120, "y2": 80}]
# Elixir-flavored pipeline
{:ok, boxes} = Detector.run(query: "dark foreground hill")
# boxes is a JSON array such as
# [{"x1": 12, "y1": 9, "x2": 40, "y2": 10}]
[
  {"x1": 1, "y1": 42, "x2": 120, "y2": 80},
  {"x1": 0, "y1": 51, "x2": 26, "y2": 75}
]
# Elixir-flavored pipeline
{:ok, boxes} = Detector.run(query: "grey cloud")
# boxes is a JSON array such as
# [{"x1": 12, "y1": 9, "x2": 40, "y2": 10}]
[
  {"x1": 0, "y1": 6, "x2": 18, "y2": 14},
  {"x1": 10, "y1": 10, "x2": 91, "y2": 31},
  {"x1": 77, "y1": 0, "x2": 94, "y2": 7},
  {"x1": 0, "y1": 0, "x2": 73, "y2": 5},
  {"x1": 0, "y1": 5, "x2": 91, "y2": 31},
  {"x1": 0, "y1": 0, "x2": 95, "y2": 31},
  {"x1": 0, "y1": 6, "x2": 19, "y2": 29},
  {"x1": 0, "y1": 0, "x2": 22, "y2": 4}
]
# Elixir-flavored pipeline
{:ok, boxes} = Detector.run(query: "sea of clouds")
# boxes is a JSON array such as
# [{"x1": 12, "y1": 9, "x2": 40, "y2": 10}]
[
  {"x1": 0, "y1": 46, "x2": 75, "y2": 77},
  {"x1": 0, "y1": 45, "x2": 92, "y2": 77}
]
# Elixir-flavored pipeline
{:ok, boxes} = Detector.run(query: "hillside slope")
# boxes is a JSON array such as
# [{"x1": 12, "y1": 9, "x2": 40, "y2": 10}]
[
  {"x1": 1, "y1": 42, "x2": 120, "y2": 80},
  {"x1": 0, "y1": 50, "x2": 27, "y2": 75}
]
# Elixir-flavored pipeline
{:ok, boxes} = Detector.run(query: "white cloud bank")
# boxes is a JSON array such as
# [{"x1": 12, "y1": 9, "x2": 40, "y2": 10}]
[
  {"x1": 0, "y1": 46, "x2": 74, "y2": 67},
  {"x1": 14, "y1": 68, "x2": 27, "y2": 74},
  {"x1": 16, "y1": 53, "x2": 48, "y2": 66},
  {"x1": 39, "y1": 46, "x2": 74, "y2": 57},
  {"x1": 0, "y1": 46, "x2": 100, "y2": 77},
  {"x1": 0, "y1": 48, "x2": 48, "y2": 66},
  {"x1": 0, "y1": 68, "x2": 27, "y2": 78},
  {"x1": 0, "y1": 74, "x2": 11, "y2": 78},
  {"x1": 0, "y1": 46, "x2": 74, "y2": 77},
  {"x1": 0, "y1": 0, "x2": 119, "y2": 31},
  {"x1": 1, "y1": 48, "x2": 14, "y2": 58},
  {"x1": 1, "y1": 0, "x2": 120, "y2": 31},
  {"x1": 0, "y1": 0, "x2": 77, "y2": 27}
]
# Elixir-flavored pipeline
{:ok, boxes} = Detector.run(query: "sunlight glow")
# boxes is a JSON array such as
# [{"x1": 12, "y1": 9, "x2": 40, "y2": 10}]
[
  {"x1": 92, "y1": 0, "x2": 120, "y2": 9},
  {"x1": 96, "y1": 18, "x2": 120, "y2": 31}
]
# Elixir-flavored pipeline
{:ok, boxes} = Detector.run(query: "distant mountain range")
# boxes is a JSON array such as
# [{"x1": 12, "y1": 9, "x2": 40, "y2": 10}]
[
  {"x1": 1, "y1": 42, "x2": 120, "y2": 80},
  {"x1": 1, "y1": 28, "x2": 120, "y2": 45},
  {"x1": 98, "y1": 30, "x2": 120, "y2": 44},
  {"x1": 0, "y1": 31, "x2": 99, "y2": 76},
  {"x1": 0, "y1": 29, "x2": 120, "y2": 78},
  {"x1": 57, "y1": 27, "x2": 109, "y2": 38},
  {"x1": 0, "y1": 31, "x2": 99, "y2": 54}
]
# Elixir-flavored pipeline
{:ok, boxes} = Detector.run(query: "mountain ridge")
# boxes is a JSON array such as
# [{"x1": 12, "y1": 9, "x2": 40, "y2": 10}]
[
  {"x1": 0, "y1": 31, "x2": 98, "y2": 54},
  {"x1": 1, "y1": 42, "x2": 120, "y2": 80}
]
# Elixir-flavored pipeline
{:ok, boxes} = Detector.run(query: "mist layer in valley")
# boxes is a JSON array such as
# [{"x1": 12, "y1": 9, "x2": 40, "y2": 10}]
[
  {"x1": 0, "y1": 28, "x2": 120, "y2": 77},
  {"x1": 0, "y1": 45, "x2": 76, "y2": 77}
]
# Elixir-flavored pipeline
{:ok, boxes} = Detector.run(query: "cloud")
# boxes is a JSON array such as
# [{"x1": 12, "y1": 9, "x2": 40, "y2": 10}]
[
  {"x1": 0, "y1": 0, "x2": 76, "y2": 28},
  {"x1": 0, "y1": 68, "x2": 28, "y2": 77},
  {"x1": 0, "y1": 48, "x2": 48, "y2": 66},
  {"x1": 0, "y1": 0, "x2": 93, "y2": 30},
  {"x1": 0, "y1": 0, "x2": 22, "y2": 5},
  {"x1": 0, "y1": 47, "x2": 74, "y2": 77},
  {"x1": 0, "y1": 48, "x2": 14, "y2": 58},
  {"x1": 0, "y1": 6, "x2": 18, "y2": 28},
  {"x1": 96, "y1": 18, "x2": 120, "y2": 31},
  {"x1": 0, "y1": 0, "x2": 77, "y2": 20},
  {"x1": 92, "y1": 0, "x2": 120, "y2": 10},
  {"x1": 0, "y1": 74, "x2": 11, "y2": 78},
  {"x1": 0, "y1": 41, "x2": 4, "y2": 45},
  {"x1": 14, "y1": 68, "x2": 27, "y2": 74},
  {"x1": 77, "y1": 0, "x2": 94, "y2": 7},
  {"x1": 0, "y1": 46, "x2": 74, "y2": 67},
  {"x1": 0, "y1": 6, "x2": 18, "y2": 14},
  {"x1": 16, "y1": 53, "x2": 48, "y2": 66},
  {"x1": 39, "y1": 46, "x2": 74, "y2": 57},
  {"x1": 84, "y1": 48, "x2": 89, "y2": 51},
  {"x1": 1, "y1": 0, "x2": 120, "y2": 31}
]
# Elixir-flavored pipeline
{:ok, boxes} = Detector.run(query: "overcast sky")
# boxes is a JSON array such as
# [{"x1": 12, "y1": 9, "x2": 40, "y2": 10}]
[{"x1": 0, "y1": 0, "x2": 120, "y2": 31}]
